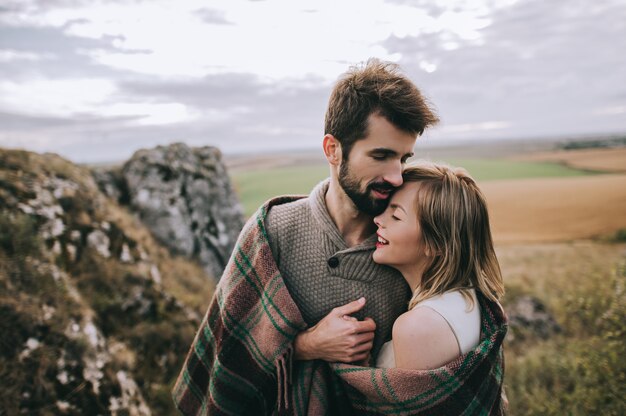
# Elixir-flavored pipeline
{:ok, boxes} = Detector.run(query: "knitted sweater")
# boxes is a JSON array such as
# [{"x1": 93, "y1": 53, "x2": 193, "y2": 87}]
[{"x1": 265, "y1": 179, "x2": 411, "y2": 358}]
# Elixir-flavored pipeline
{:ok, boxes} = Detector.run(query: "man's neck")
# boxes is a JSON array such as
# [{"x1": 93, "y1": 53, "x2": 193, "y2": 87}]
[{"x1": 325, "y1": 179, "x2": 377, "y2": 247}]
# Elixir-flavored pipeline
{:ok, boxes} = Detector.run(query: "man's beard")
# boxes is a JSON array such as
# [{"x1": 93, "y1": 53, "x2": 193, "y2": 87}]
[{"x1": 338, "y1": 161, "x2": 395, "y2": 216}]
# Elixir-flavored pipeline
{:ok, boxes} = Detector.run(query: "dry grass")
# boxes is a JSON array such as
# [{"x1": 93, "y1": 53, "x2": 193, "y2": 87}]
[
  {"x1": 498, "y1": 241, "x2": 626, "y2": 324},
  {"x1": 499, "y1": 240, "x2": 626, "y2": 415},
  {"x1": 106, "y1": 203, "x2": 214, "y2": 315}
]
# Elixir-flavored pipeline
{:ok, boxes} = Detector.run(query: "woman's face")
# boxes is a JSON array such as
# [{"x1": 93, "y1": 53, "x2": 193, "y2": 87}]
[{"x1": 373, "y1": 181, "x2": 427, "y2": 277}]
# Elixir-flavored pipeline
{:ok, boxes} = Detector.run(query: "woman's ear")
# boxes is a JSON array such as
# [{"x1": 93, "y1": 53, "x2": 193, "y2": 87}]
[
  {"x1": 423, "y1": 242, "x2": 437, "y2": 258},
  {"x1": 322, "y1": 134, "x2": 342, "y2": 166}
]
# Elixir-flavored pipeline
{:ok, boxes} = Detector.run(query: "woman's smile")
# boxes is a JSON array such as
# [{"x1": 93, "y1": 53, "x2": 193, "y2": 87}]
[{"x1": 375, "y1": 233, "x2": 389, "y2": 248}]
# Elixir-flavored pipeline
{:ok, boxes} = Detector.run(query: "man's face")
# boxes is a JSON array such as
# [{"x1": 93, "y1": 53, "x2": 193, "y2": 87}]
[{"x1": 338, "y1": 113, "x2": 417, "y2": 216}]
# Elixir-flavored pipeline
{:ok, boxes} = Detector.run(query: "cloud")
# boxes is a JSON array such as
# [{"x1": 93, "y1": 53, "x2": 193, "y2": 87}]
[
  {"x1": 383, "y1": 0, "x2": 626, "y2": 139},
  {"x1": 194, "y1": 8, "x2": 234, "y2": 25},
  {"x1": 440, "y1": 121, "x2": 512, "y2": 134},
  {"x1": 110, "y1": 73, "x2": 331, "y2": 156},
  {"x1": 0, "y1": 22, "x2": 142, "y2": 84},
  {"x1": 0, "y1": 70, "x2": 332, "y2": 162},
  {"x1": 0, "y1": 49, "x2": 54, "y2": 62},
  {"x1": 0, "y1": 110, "x2": 139, "y2": 157}
]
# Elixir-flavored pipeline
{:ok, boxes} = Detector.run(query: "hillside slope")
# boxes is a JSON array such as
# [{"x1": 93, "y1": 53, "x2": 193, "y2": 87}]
[{"x1": 0, "y1": 148, "x2": 218, "y2": 415}]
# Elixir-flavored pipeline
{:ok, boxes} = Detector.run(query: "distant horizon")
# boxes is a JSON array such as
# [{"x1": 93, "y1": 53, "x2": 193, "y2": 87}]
[{"x1": 3, "y1": 129, "x2": 625, "y2": 167}]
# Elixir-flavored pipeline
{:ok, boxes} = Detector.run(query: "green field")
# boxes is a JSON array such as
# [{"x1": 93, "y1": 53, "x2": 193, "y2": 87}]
[
  {"x1": 232, "y1": 165, "x2": 330, "y2": 216},
  {"x1": 232, "y1": 158, "x2": 594, "y2": 217}
]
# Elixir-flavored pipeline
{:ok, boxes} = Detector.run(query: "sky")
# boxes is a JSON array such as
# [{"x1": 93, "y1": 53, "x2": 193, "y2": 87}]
[{"x1": 1, "y1": 0, "x2": 625, "y2": 163}]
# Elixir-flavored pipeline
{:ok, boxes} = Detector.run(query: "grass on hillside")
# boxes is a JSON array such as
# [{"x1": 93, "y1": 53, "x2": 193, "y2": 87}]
[
  {"x1": 498, "y1": 241, "x2": 626, "y2": 415},
  {"x1": 0, "y1": 148, "x2": 216, "y2": 415},
  {"x1": 232, "y1": 158, "x2": 594, "y2": 217}
]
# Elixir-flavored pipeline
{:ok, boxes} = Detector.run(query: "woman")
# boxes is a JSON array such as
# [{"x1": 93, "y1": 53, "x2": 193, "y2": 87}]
[{"x1": 374, "y1": 162, "x2": 505, "y2": 369}]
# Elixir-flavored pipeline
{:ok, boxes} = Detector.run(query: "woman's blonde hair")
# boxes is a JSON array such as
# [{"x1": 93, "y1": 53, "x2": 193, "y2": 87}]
[{"x1": 403, "y1": 162, "x2": 504, "y2": 310}]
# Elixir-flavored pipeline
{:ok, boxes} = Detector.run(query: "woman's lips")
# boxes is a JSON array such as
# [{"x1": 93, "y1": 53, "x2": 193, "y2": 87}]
[{"x1": 376, "y1": 234, "x2": 388, "y2": 249}]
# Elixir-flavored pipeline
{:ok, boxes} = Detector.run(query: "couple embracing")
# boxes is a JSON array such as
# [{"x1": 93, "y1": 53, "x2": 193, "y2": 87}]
[{"x1": 173, "y1": 59, "x2": 507, "y2": 415}]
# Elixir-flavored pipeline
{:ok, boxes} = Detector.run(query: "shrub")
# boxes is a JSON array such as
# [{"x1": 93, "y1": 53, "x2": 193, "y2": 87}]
[
  {"x1": 506, "y1": 336, "x2": 625, "y2": 415},
  {"x1": 0, "y1": 211, "x2": 40, "y2": 258},
  {"x1": 505, "y1": 260, "x2": 626, "y2": 415},
  {"x1": 611, "y1": 228, "x2": 626, "y2": 243}
]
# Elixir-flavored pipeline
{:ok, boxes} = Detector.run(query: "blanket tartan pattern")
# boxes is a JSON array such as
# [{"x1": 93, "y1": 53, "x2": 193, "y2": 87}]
[
  {"x1": 285, "y1": 293, "x2": 507, "y2": 416},
  {"x1": 329, "y1": 290, "x2": 508, "y2": 415},
  {"x1": 172, "y1": 196, "x2": 508, "y2": 415}
]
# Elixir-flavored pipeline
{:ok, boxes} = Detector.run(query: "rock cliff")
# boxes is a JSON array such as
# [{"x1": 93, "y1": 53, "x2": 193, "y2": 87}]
[
  {"x1": 0, "y1": 145, "x2": 237, "y2": 415},
  {"x1": 94, "y1": 142, "x2": 244, "y2": 281}
]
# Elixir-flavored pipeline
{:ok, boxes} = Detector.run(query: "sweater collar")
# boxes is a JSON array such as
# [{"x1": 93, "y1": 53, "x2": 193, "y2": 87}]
[{"x1": 309, "y1": 179, "x2": 377, "y2": 252}]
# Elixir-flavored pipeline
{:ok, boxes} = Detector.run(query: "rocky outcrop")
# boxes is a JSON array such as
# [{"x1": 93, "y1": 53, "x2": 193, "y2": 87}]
[
  {"x1": 95, "y1": 143, "x2": 244, "y2": 281},
  {"x1": 506, "y1": 295, "x2": 562, "y2": 343},
  {"x1": 0, "y1": 148, "x2": 214, "y2": 415}
]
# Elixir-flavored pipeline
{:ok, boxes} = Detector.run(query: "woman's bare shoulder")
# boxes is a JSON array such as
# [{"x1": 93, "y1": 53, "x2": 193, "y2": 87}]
[{"x1": 392, "y1": 307, "x2": 460, "y2": 369}]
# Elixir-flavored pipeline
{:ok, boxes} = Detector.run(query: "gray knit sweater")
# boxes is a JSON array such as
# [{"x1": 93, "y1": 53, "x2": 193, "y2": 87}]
[{"x1": 265, "y1": 180, "x2": 411, "y2": 359}]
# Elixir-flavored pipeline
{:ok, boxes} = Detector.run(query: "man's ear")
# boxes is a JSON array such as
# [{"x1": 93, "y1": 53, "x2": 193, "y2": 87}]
[{"x1": 322, "y1": 134, "x2": 342, "y2": 166}]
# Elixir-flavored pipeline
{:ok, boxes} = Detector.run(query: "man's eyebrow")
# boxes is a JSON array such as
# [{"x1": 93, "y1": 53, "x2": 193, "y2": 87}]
[
  {"x1": 389, "y1": 203, "x2": 407, "y2": 214},
  {"x1": 368, "y1": 148, "x2": 398, "y2": 156},
  {"x1": 368, "y1": 148, "x2": 414, "y2": 159}
]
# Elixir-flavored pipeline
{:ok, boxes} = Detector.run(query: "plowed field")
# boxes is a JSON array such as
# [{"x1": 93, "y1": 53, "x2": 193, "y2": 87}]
[
  {"x1": 230, "y1": 147, "x2": 626, "y2": 243},
  {"x1": 486, "y1": 147, "x2": 626, "y2": 243}
]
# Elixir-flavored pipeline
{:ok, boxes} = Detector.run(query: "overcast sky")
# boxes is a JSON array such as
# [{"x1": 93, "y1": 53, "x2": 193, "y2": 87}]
[{"x1": 1, "y1": 0, "x2": 625, "y2": 163}]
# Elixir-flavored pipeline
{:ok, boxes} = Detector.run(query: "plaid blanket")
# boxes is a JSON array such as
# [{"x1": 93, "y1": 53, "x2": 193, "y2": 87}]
[{"x1": 172, "y1": 197, "x2": 508, "y2": 415}]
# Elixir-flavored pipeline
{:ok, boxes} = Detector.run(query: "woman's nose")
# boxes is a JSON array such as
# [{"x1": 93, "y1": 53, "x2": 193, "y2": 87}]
[{"x1": 374, "y1": 215, "x2": 382, "y2": 227}]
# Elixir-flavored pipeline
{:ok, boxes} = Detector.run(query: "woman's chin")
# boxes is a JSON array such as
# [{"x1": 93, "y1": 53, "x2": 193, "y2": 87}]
[{"x1": 372, "y1": 250, "x2": 386, "y2": 265}]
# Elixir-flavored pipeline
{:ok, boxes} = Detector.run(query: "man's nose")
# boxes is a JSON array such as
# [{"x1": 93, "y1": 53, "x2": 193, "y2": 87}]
[{"x1": 383, "y1": 165, "x2": 403, "y2": 188}]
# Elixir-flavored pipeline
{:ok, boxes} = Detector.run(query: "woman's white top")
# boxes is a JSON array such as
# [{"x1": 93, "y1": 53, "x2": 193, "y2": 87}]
[{"x1": 376, "y1": 289, "x2": 481, "y2": 368}]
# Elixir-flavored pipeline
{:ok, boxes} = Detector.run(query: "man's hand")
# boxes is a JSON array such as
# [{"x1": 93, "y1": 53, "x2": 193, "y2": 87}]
[{"x1": 293, "y1": 297, "x2": 376, "y2": 363}]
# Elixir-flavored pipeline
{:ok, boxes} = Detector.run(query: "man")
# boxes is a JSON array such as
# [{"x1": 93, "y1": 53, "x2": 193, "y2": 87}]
[
  {"x1": 267, "y1": 59, "x2": 439, "y2": 364},
  {"x1": 174, "y1": 59, "x2": 439, "y2": 415}
]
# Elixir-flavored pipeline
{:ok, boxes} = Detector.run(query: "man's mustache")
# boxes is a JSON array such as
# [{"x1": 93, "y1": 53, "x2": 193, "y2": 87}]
[{"x1": 368, "y1": 181, "x2": 395, "y2": 192}]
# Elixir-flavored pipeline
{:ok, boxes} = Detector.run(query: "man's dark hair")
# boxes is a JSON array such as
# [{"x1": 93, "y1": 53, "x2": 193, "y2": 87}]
[{"x1": 324, "y1": 58, "x2": 439, "y2": 159}]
